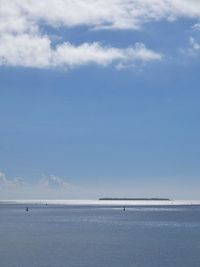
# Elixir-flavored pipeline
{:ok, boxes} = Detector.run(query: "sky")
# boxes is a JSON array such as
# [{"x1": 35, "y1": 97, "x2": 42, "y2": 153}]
[{"x1": 1, "y1": 0, "x2": 200, "y2": 200}]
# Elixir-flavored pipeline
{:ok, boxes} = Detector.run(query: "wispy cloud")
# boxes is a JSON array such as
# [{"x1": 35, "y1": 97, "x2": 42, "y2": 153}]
[
  {"x1": 181, "y1": 37, "x2": 200, "y2": 56},
  {"x1": 192, "y1": 23, "x2": 200, "y2": 31},
  {"x1": 189, "y1": 37, "x2": 200, "y2": 53},
  {"x1": 0, "y1": 171, "x2": 25, "y2": 188},
  {"x1": 0, "y1": 34, "x2": 162, "y2": 69},
  {"x1": 39, "y1": 175, "x2": 71, "y2": 189},
  {"x1": 0, "y1": 171, "x2": 71, "y2": 190},
  {"x1": 0, "y1": 171, "x2": 77, "y2": 199}
]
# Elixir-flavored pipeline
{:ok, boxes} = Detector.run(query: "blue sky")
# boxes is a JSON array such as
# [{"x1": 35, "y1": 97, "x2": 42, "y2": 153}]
[{"x1": 1, "y1": 1, "x2": 200, "y2": 199}]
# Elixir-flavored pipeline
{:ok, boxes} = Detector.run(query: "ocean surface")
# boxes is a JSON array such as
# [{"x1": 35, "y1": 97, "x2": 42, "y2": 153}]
[{"x1": 1, "y1": 202, "x2": 200, "y2": 267}]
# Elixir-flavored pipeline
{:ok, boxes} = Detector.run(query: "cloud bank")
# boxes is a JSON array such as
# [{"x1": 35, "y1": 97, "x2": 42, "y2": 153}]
[
  {"x1": 2, "y1": 0, "x2": 200, "y2": 32},
  {"x1": 4, "y1": 0, "x2": 200, "y2": 69}
]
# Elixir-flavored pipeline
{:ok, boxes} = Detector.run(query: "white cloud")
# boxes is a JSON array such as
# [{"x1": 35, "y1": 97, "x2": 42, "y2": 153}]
[
  {"x1": 0, "y1": 171, "x2": 24, "y2": 188},
  {"x1": 179, "y1": 36, "x2": 200, "y2": 58},
  {"x1": 182, "y1": 37, "x2": 200, "y2": 55},
  {"x1": 189, "y1": 37, "x2": 200, "y2": 52},
  {"x1": 0, "y1": 34, "x2": 52, "y2": 68},
  {"x1": 0, "y1": 171, "x2": 71, "y2": 190},
  {"x1": 1, "y1": 0, "x2": 200, "y2": 69},
  {"x1": 39, "y1": 175, "x2": 71, "y2": 189},
  {"x1": 0, "y1": 34, "x2": 162, "y2": 68},
  {"x1": 192, "y1": 23, "x2": 200, "y2": 31},
  {"x1": 53, "y1": 42, "x2": 162, "y2": 67},
  {"x1": 2, "y1": 0, "x2": 200, "y2": 32},
  {"x1": 0, "y1": 171, "x2": 78, "y2": 199}
]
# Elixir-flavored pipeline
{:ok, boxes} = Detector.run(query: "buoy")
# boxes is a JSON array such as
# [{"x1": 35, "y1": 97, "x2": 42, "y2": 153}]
[
  {"x1": 26, "y1": 207, "x2": 29, "y2": 212},
  {"x1": 123, "y1": 206, "x2": 126, "y2": 211}
]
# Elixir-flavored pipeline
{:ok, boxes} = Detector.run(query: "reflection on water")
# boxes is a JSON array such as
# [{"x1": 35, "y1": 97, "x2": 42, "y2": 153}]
[{"x1": 0, "y1": 204, "x2": 200, "y2": 267}]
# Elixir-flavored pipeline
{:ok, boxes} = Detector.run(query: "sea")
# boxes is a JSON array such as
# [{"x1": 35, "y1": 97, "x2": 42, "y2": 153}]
[{"x1": 1, "y1": 200, "x2": 200, "y2": 267}]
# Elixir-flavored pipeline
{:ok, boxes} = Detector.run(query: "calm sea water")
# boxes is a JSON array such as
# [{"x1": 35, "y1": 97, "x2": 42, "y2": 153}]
[{"x1": 1, "y1": 204, "x2": 200, "y2": 267}]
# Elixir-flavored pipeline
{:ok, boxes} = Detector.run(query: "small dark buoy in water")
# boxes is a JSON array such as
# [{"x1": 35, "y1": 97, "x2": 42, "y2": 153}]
[
  {"x1": 26, "y1": 207, "x2": 29, "y2": 212},
  {"x1": 123, "y1": 206, "x2": 126, "y2": 211}
]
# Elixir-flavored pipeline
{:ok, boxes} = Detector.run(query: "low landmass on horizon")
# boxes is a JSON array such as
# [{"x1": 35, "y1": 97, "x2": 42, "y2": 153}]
[{"x1": 99, "y1": 198, "x2": 171, "y2": 201}]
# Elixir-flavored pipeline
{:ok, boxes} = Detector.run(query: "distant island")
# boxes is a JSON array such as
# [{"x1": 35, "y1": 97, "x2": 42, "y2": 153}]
[{"x1": 99, "y1": 198, "x2": 170, "y2": 201}]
